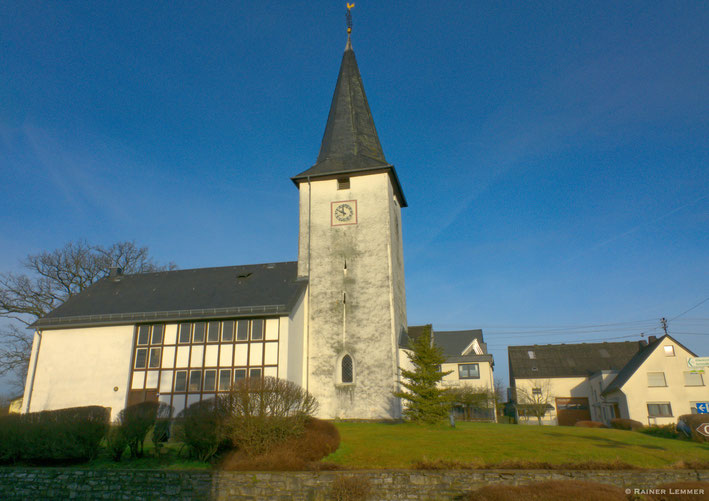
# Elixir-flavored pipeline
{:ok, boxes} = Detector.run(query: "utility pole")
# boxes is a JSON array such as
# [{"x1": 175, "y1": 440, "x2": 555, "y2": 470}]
[{"x1": 661, "y1": 317, "x2": 668, "y2": 336}]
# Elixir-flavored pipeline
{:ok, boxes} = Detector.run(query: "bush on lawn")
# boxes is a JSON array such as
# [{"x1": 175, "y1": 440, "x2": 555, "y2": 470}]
[
  {"x1": 574, "y1": 420, "x2": 607, "y2": 428},
  {"x1": 223, "y1": 376, "x2": 318, "y2": 456},
  {"x1": 0, "y1": 406, "x2": 109, "y2": 464},
  {"x1": 639, "y1": 424, "x2": 680, "y2": 439},
  {"x1": 220, "y1": 417, "x2": 339, "y2": 470},
  {"x1": 116, "y1": 401, "x2": 170, "y2": 458},
  {"x1": 462, "y1": 480, "x2": 628, "y2": 501},
  {"x1": 151, "y1": 403, "x2": 173, "y2": 456},
  {"x1": 106, "y1": 425, "x2": 129, "y2": 462},
  {"x1": 609, "y1": 418, "x2": 644, "y2": 431},
  {"x1": 677, "y1": 414, "x2": 709, "y2": 443},
  {"x1": 0, "y1": 414, "x2": 22, "y2": 463},
  {"x1": 173, "y1": 397, "x2": 230, "y2": 462}
]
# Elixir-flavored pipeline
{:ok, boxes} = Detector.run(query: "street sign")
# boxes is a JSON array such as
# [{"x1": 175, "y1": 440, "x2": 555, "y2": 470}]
[
  {"x1": 696, "y1": 402, "x2": 709, "y2": 414},
  {"x1": 687, "y1": 357, "x2": 709, "y2": 368},
  {"x1": 696, "y1": 423, "x2": 709, "y2": 438}
]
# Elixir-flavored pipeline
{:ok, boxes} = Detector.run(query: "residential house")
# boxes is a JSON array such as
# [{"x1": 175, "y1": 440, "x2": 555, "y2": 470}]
[
  {"x1": 509, "y1": 334, "x2": 705, "y2": 426},
  {"x1": 403, "y1": 326, "x2": 496, "y2": 420}
]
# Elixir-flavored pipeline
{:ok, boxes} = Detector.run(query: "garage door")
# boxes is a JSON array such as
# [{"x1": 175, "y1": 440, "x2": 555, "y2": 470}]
[{"x1": 556, "y1": 397, "x2": 591, "y2": 426}]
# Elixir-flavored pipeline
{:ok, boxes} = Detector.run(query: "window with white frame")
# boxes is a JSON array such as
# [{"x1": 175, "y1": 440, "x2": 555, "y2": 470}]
[
  {"x1": 458, "y1": 363, "x2": 480, "y2": 379},
  {"x1": 647, "y1": 402, "x2": 672, "y2": 417},
  {"x1": 647, "y1": 372, "x2": 667, "y2": 387},
  {"x1": 684, "y1": 371, "x2": 704, "y2": 386},
  {"x1": 663, "y1": 345, "x2": 675, "y2": 356}
]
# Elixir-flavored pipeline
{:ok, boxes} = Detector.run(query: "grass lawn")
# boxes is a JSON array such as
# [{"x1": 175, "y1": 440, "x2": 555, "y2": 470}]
[
  {"x1": 64, "y1": 439, "x2": 210, "y2": 470},
  {"x1": 325, "y1": 421, "x2": 709, "y2": 469}
]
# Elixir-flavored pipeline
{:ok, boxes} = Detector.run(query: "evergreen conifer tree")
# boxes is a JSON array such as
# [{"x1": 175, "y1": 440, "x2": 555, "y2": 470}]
[{"x1": 394, "y1": 325, "x2": 452, "y2": 423}]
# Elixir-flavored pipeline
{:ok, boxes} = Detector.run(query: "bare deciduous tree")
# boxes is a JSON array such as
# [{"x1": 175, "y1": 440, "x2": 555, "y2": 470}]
[
  {"x1": 0, "y1": 240, "x2": 175, "y2": 391},
  {"x1": 515, "y1": 379, "x2": 553, "y2": 425}
]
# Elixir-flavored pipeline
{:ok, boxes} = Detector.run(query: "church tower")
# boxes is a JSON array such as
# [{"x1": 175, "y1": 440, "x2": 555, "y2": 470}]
[{"x1": 291, "y1": 31, "x2": 408, "y2": 419}]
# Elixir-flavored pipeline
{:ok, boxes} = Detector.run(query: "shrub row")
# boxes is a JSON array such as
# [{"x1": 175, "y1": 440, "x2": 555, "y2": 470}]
[
  {"x1": 174, "y1": 376, "x2": 319, "y2": 461},
  {"x1": 0, "y1": 406, "x2": 109, "y2": 464}
]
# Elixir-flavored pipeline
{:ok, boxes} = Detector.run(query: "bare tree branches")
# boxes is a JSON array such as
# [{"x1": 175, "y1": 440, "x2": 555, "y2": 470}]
[
  {"x1": 0, "y1": 325, "x2": 33, "y2": 391},
  {"x1": 515, "y1": 379, "x2": 553, "y2": 425},
  {"x1": 0, "y1": 240, "x2": 175, "y2": 389},
  {"x1": 0, "y1": 240, "x2": 175, "y2": 324}
]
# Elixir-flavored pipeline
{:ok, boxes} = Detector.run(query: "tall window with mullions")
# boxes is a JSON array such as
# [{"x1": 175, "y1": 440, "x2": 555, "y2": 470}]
[{"x1": 129, "y1": 318, "x2": 281, "y2": 417}]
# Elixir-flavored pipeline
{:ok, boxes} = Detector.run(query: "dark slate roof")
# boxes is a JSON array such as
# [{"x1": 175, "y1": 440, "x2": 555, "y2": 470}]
[
  {"x1": 508, "y1": 341, "x2": 643, "y2": 381},
  {"x1": 602, "y1": 334, "x2": 697, "y2": 396},
  {"x1": 435, "y1": 330, "x2": 486, "y2": 356},
  {"x1": 402, "y1": 325, "x2": 488, "y2": 359},
  {"x1": 33, "y1": 262, "x2": 306, "y2": 329},
  {"x1": 292, "y1": 36, "x2": 407, "y2": 207}
]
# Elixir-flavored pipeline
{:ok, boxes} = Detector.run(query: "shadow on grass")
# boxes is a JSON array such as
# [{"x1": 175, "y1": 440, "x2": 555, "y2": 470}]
[{"x1": 542, "y1": 432, "x2": 668, "y2": 451}]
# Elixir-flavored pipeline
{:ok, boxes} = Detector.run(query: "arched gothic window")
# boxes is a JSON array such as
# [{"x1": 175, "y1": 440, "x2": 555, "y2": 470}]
[{"x1": 341, "y1": 354, "x2": 354, "y2": 383}]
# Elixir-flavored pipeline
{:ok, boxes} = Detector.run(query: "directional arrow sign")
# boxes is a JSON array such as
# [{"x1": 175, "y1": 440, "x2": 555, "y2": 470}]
[
  {"x1": 687, "y1": 357, "x2": 709, "y2": 368},
  {"x1": 696, "y1": 423, "x2": 709, "y2": 438},
  {"x1": 696, "y1": 402, "x2": 709, "y2": 414}
]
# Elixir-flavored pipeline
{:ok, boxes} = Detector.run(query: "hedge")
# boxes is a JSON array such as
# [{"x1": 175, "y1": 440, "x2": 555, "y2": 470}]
[{"x1": 0, "y1": 405, "x2": 109, "y2": 464}]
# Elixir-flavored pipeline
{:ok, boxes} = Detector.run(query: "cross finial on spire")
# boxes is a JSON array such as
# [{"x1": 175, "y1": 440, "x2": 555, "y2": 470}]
[{"x1": 346, "y1": 3, "x2": 354, "y2": 34}]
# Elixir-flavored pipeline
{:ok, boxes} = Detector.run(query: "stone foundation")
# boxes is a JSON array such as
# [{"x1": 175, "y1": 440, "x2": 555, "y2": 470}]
[{"x1": 1, "y1": 468, "x2": 707, "y2": 500}]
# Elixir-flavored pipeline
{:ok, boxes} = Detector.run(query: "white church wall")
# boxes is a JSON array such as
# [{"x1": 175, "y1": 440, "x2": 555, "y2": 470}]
[
  {"x1": 286, "y1": 288, "x2": 306, "y2": 387},
  {"x1": 299, "y1": 173, "x2": 405, "y2": 419},
  {"x1": 24, "y1": 325, "x2": 134, "y2": 420}
]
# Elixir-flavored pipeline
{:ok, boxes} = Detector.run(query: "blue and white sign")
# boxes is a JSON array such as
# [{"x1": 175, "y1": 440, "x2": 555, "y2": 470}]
[{"x1": 696, "y1": 402, "x2": 709, "y2": 414}]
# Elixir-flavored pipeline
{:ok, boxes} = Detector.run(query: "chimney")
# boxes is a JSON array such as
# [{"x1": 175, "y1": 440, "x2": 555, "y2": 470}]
[
  {"x1": 638, "y1": 340, "x2": 648, "y2": 348},
  {"x1": 648, "y1": 335, "x2": 657, "y2": 343}
]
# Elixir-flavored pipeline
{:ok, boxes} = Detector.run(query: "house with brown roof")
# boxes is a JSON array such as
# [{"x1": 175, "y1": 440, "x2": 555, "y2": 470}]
[{"x1": 508, "y1": 334, "x2": 705, "y2": 426}]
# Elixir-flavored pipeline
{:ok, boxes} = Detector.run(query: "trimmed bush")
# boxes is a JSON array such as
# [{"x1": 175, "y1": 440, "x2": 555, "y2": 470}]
[
  {"x1": 0, "y1": 414, "x2": 22, "y2": 463},
  {"x1": 0, "y1": 406, "x2": 109, "y2": 464},
  {"x1": 173, "y1": 398, "x2": 230, "y2": 462},
  {"x1": 106, "y1": 425, "x2": 129, "y2": 462},
  {"x1": 221, "y1": 417, "x2": 340, "y2": 471},
  {"x1": 223, "y1": 377, "x2": 318, "y2": 456},
  {"x1": 639, "y1": 424, "x2": 680, "y2": 439},
  {"x1": 609, "y1": 418, "x2": 644, "y2": 431},
  {"x1": 151, "y1": 403, "x2": 173, "y2": 457},
  {"x1": 574, "y1": 420, "x2": 606, "y2": 428},
  {"x1": 677, "y1": 414, "x2": 709, "y2": 443},
  {"x1": 116, "y1": 401, "x2": 170, "y2": 458}
]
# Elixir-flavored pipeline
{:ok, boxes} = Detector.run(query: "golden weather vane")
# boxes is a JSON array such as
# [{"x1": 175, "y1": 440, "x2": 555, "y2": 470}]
[{"x1": 346, "y1": 3, "x2": 355, "y2": 34}]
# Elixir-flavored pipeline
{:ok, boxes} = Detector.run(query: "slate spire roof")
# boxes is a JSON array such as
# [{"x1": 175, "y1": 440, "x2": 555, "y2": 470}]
[{"x1": 292, "y1": 35, "x2": 407, "y2": 206}]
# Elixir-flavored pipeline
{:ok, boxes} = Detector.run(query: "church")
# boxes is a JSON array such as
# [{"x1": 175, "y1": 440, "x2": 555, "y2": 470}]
[{"x1": 22, "y1": 32, "x2": 492, "y2": 421}]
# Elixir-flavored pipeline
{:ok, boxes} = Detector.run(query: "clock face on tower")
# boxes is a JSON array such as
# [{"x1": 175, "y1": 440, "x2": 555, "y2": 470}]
[{"x1": 331, "y1": 200, "x2": 357, "y2": 226}]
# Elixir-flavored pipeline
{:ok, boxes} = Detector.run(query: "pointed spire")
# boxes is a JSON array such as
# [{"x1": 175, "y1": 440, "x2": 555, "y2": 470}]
[
  {"x1": 291, "y1": 33, "x2": 407, "y2": 207},
  {"x1": 315, "y1": 36, "x2": 388, "y2": 169}
]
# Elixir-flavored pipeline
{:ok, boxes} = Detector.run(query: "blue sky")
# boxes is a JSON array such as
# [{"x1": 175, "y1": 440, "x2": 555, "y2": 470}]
[{"x1": 1, "y1": 1, "x2": 708, "y2": 392}]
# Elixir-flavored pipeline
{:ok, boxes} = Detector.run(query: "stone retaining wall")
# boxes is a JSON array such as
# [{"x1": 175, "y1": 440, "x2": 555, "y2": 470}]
[{"x1": 1, "y1": 468, "x2": 707, "y2": 500}]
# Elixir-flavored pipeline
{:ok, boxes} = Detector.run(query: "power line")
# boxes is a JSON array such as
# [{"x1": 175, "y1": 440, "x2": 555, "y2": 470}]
[{"x1": 670, "y1": 296, "x2": 709, "y2": 322}]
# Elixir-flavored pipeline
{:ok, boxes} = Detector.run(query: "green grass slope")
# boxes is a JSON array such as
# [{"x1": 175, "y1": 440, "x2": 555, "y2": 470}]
[{"x1": 325, "y1": 422, "x2": 709, "y2": 469}]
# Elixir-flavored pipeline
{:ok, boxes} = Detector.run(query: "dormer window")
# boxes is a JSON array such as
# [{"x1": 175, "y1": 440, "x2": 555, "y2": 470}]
[{"x1": 337, "y1": 177, "x2": 350, "y2": 190}]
